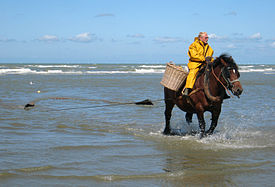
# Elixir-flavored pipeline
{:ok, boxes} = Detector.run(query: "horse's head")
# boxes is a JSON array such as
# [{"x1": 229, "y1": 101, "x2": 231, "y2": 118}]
[{"x1": 214, "y1": 54, "x2": 243, "y2": 97}]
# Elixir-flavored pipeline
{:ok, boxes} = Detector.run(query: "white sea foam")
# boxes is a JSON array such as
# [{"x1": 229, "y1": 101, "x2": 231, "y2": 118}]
[
  {"x1": 239, "y1": 65, "x2": 274, "y2": 73},
  {"x1": 26, "y1": 65, "x2": 81, "y2": 68},
  {"x1": 195, "y1": 126, "x2": 274, "y2": 150},
  {"x1": 86, "y1": 70, "x2": 130, "y2": 74},
  {"x1": 240, "y1": 65, "x2": 254, "y2": 68},
  {"x1": 0, "y1": 68, "x2": 84, "y2": 74},
  {"x1": 239, "y1": 68, "x2": 274, "y2": 73},
  {"x1": 139, "y1": 65, "x2": 166, "y2": 68},
  {"x1": 86, "y1": 69, "x2": 165, "y2": 74},
  {"x1": 135, "y1": 68, "x2": 164, "y2": 73},
  {"x1": 38, "y1": 70, "x2": 82, "y2": 74},
  {"x1": 0, "y1": 64, "x2": 273, "y2": 75},
  {"x1": 148, "y1": 122, "x2": 273, "y2": 150},
  {"x1": 0, "y1": 68, "x2": 36, "y2": 74}
]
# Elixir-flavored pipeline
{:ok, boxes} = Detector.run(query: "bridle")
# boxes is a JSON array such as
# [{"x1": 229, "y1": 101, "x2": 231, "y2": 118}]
[
  {"x1": 221, "y1": 66, "x2": 240, "y2": 89},
  {"x1": 211, "y1": 58, "x2": 240, "y2": 98}
]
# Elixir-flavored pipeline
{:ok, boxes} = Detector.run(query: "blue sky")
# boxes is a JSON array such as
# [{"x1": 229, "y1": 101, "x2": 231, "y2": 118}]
[{"x1": 0, "y1": 0, "x2": 275, "y2": 64}]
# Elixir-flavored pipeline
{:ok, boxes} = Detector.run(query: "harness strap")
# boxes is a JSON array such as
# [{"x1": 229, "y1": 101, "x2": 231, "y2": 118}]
[
  {"x1": 230, "y1": 79, "x2": 240, "y2": 84},
  {"x1": 188, "y1": 88, "x2": 203, "y2": 96},
  {"x1": 211, "y1": 65, "x2": 234, "y2": 98}
]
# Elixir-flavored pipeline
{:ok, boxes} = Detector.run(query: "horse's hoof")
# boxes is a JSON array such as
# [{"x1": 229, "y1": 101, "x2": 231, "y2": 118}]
[
  {"x1": 186, "y1": 121, "x2": 192, "y2": 126},
  {"x1": 199, "y1": 132, "x2": 204, "y2": 139},
  {"x1": 190, "y1": 131, "x2": 197, "y2": 136},
  {"x1": 205, "y1": 131, "x2": 213, "y2": 136},
  {"x1": 163, "y1": 129, "x2": 171, "y2": 135}
]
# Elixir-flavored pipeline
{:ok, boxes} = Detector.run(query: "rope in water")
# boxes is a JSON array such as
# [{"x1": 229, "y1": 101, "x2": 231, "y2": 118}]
[
  {"x1": 24, "y1": 97, "x2": 163, "y2": 112},
  {"x1": 40, "y1": 102, "x2": 153, "y2": 112}
]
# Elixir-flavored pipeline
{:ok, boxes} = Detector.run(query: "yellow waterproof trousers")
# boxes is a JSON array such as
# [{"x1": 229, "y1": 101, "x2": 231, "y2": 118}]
[{"x1": 185, "y1": 62, "x2": 204, "y2": 89}]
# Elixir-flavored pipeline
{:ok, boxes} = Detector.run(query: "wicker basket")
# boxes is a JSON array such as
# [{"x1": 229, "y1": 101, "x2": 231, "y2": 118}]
[{"x1": 160, "y1": 62, "x2": 188, "y2": 91}]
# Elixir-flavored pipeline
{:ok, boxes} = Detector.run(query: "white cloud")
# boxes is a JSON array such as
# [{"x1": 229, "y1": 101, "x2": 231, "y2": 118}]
[
  {"x1": 226, "y1": 44, "x2": 237, "y2": 49},
  {"x1": 208, "y1": 33, "x2": 227, "y2": 41},
  {"x1": 39, "y1": 35, "x2": 59, "y2": 42},
  {"x1": 270, "y1": 41, "x2": 275, "y2": 48},
  {"x1": 224, "y1": 11, "x2": 237, "y2": 16},
  {"x1": 209, "y1": 33, "x2": 263, "y2": 43},
  {"x1": 95, "y1": 13, "x2": 115, "y2": 18},
  {"x1": 208, "y1": 33, "x2": 229, "y2": 42},
  {"x1": 249, "y1": 33, "x2": 262, "y2": 40},
  {"x1": 0, "y1": 38, "x2": 16, "y2": 42},
  {"x1": 127, "y1": 34, "x2": 145, "y2": 38},
  {"x1": 208, "y1": 33, "x2": 219, "y2": 39},
  {"x1": 69, "y1": 32, "x2": 99, "y2": 43},
  {"x1": 128, "y1": 41, "x2": 141, "y2": 45},
  {"x1": 154, "y1": 37, "x2": 183, "y2": 43},
  {"x1": 233, "y1": 33, "x2": 243, "y2": 37}
]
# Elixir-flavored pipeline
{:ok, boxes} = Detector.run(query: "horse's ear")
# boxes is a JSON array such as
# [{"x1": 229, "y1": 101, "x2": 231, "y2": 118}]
[
  {"x1": 220, "y1": 58, "x2": 227, "y2": 66},
  {"x1": 229, "y1": 56, "x2": 232, "y2": 60}
]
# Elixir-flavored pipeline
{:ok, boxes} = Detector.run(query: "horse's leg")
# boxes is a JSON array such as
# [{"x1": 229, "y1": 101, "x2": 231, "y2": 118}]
[
  {"x1": 185, "y1": 112, "x2": 194, "y2": 135},
  {"x1": 206, "y1": 108, "x2": 221, "y2": 135},
  {"x1": 163, "y1": 88, "x2": 175, "y2": 135},
  {"x1": 185, "y1": 112, "x2": 193, "y2": 124},
  {"x1": 163, "y1": 100, "x2": 175, "y2": 135},
  {"x1": 196, "y1": 111, "x2": 206, "y2": 139}
]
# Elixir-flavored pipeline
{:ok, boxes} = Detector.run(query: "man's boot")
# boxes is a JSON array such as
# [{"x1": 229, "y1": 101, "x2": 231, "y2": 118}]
[{"x1": 182, "y1": 88, "x2": 191, "y2": 97}]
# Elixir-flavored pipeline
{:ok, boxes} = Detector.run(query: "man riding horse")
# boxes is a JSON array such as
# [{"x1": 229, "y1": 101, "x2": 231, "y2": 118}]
[
  {"x1": 163, "y1": 32, "x2": 243, "y2": 138},
  {"x1": 183, "y1": 32, "x2": 230, "y2": 99},
  {"x1": 183, "y1": 32, "x2": 214, "y2": 97}
]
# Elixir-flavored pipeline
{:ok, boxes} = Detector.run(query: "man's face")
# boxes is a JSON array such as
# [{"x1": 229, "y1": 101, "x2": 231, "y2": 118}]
[{"x1": 200, "y1": 34, "x2": 209, "y2": 44}]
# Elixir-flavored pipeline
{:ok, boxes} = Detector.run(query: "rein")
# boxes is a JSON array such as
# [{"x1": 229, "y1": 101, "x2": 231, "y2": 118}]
[{"x1": 211, "y1": 65, "x2": 234, "y2": 98}]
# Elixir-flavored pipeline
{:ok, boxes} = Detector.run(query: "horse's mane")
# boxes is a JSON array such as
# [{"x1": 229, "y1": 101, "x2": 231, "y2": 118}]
[
  {"x1": 197, "y1": 53, "x2": 238, "y2": 78},
  {"x1": 213, "y1": 53, "x2": 238, "y2": 70}
]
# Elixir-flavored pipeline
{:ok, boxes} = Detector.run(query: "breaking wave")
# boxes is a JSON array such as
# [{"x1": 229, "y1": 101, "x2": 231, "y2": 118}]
[{"x1": 0, "y1": 64, "x2": 273, "y2": 75}]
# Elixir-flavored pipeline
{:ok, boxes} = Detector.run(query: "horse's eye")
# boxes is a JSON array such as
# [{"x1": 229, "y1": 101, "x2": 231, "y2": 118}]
[{"x1": 224, "y1": 70, "x2": 230, "y2": 78}]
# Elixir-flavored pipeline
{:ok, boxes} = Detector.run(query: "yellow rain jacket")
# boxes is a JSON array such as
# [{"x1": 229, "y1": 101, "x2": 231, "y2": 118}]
[{"x1": 185, "y1": 37, "x2": 214, "y2": 89}]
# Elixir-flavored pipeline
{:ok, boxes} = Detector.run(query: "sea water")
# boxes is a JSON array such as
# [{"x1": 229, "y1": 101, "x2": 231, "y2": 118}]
[{"x1": 0, "y1": 63, "x2": 274, "y2": 186}]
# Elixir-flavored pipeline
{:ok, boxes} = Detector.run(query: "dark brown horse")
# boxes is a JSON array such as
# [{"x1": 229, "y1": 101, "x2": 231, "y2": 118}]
[{"x1": 163, "y1": 54, "x2": 243, "y2": 138}]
